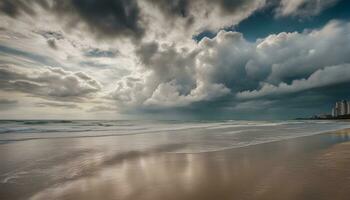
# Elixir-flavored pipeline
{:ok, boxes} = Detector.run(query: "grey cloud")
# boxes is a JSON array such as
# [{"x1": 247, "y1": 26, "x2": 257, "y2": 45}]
[
  {"x1": 0, "y1": 45, "x2": 62, "y2": 67},
  {"x1": 276, "y1": 0, "x2": 339, "y2": 17},
  {"x1": 1, "y1": 0, "x2": 144, "y2": 40},
  {"x1": 0, "y1": 99, "x2": 18, "y2": 110},
  {"x1": 238, "y1": 64, "x2": 350, "y2": 99},
  {"x1": 111, "y1": 40, "x2": 231, "y2": 108},
  {"x1": 36, "y1": 101, "x2": 81, "y2": 109},
  {"x1": 111, "y1": 20, "x2": 350, "y2": 112},
  {"x1": 53, "y1": 0, "x2": 144, "y2": 40},
  {"x1": 1, "y1": 0, "x2": 339, "y2": 45},
  {"x1": 142, "y1": 0, "x2": 268, "y2": 38},
  {"x1": 147, "y1": 0, "x2": 265, "y2": 18},
  {"x1": 0, "y1": 65, "x2": 101, "y2": 101},
  {"x1": 112, "y1": 42, "x2": 206, "y2": 108},
  {"x1": 215, "y1": 0, "x2": 265, "y2": 13},
  {"x1": 1, "y1": 0, "x2": 349, "y2": 118},
  {"x1": 0, "y1": 0, "x2": 35, "y2": 18},
  {"x1": 47, "y1": 39, "x2": 58, "y2": 50},
  {"x1": 0, "y1": 99, "x2": 18, "y2": 104},
  {"x1": 136, "y1": 42, "x2": 197, "y2": 89},
  {"x1": 84, "y1": 48, "x2": 119, "y2": 58},
  {"x1": 146, "y1": 0, "x2": 189, "y2": 17},
  {"x1": 198, "y1": 20, "x2": 350, "y2": 99},
  {"x1": 196, "y1": 31, "x2": 257, "y2": 93},
  {"x1": 0, "y1": 0, "x2": 269, "y2": 42},
  {"x1": 248, "y1": 21, "x2": 350, "y2": 84},
  {"x1": 37, "y1": 31, "x2": 65, "y2": 40},
  {"x1": 135, "y1": 42, "x2": 159, "y2": 64},
  {"x1": 87, "y1": 105, "x2": 118, "y2": 112},
  {"x1": 37, "y1": 31, "x2": 64, "y2": 49}
]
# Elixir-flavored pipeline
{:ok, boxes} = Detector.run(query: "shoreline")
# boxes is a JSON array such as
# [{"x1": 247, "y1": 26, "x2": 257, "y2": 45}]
[
  {"x1": 172, "y1": 127, "x2": 350, "y2": 154},
  {"x1": 32, "y1": 129, "x2": 350, "y2": 200},
  {"x1": 1, "y1": 128, "x2": 350, "y2": 200},
  {"x1": 1, "y1": 126, "x2": 349, "y2": 155}
]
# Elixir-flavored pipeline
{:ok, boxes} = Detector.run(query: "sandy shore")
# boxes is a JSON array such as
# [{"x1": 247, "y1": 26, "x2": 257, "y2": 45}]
[{"x1": 1, "y1": 129, "x2": 350, "y2": 200}]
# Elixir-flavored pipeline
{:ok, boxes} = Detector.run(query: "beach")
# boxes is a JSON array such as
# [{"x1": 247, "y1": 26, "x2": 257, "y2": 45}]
[{"x1": 1, "y1": 121, "x2": 350, "y2": 200}]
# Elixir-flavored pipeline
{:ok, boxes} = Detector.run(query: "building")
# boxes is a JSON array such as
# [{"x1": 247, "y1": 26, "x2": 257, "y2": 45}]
[
  {"x1": 332, "y1": 100, "x2": 350, "y2": 117},
  {"x1": 332, "y1": 108, "x2": 337, "y2": 117},
  {"x1": 340, "y1": 100, "x2": 348, "y2": 115},
  {"x1": 334, "y1": 101, "x2": 341, "y2": 117}
]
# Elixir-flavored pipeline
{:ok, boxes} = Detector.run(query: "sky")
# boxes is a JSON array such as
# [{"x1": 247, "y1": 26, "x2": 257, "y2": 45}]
[{"x1": 0, "y1": 0, "x2": 350, "y2": 120}]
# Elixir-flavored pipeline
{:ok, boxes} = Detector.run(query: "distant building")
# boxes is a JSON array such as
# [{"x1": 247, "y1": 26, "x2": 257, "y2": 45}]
[
  {"x1": 340, "y1": 100, "x2": 348, "y2": 115},
  {"x1": 332, "y1": 100, "x2": 350, "y2": 117},
  {"x1": 332, "y1": 108, "x2": 337, "y2": 117},
  {"x1": 334, "y1": 101, "x2": 341, "y2": 116}
]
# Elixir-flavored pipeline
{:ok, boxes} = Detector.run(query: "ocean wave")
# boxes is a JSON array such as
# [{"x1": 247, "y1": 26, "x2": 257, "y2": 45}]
[{"x1": 1, "y1": 120, "x2": 349, "y2": 145}]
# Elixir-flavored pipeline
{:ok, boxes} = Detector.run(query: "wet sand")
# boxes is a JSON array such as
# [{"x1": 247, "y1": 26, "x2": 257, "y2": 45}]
[{"x1": 1, "y1": 129, "x2": 350, "y2": 200}]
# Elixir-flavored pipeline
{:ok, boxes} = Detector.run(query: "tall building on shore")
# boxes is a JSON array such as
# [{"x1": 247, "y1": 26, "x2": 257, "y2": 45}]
[
  {"x1": 340, "y1": 100, "x2": 348, "y2": 115},
  {"x1": 332, "y1": 108, "x2": 337, "y2": 117},
  {"x1": 332, "y1": 100, "x2": 350, "y2": 117}
]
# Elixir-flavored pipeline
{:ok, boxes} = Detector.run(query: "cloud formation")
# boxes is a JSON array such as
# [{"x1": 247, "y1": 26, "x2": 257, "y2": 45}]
[
  {"x1": 35, "y1": 101, "x2": 81, "y2": 109},
  {"x1": 0, "y1": 65, "x2": 101, "y2": 101},
  {"x1": 111, "y1": 20, "x2": 350, "y2": 112},
  {"x1": 238, "y1": 64, "x2": 350, "y2": 99},
  {"x1": 0, "y1": 0, "x2": 349, "y2": 118},
  {"x1": 0, "y1": 99, "x2": 18, "y2": 110},
  {"x1": 0, "y1": 0, "x2": 268, "y2": 43},
  {"x1": 276, "y1": 0, "x2": 339, "y2": 17}
]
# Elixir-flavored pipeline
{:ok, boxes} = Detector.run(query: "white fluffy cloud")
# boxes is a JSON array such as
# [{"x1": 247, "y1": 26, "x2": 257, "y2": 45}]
[
  {"x1": 238, "y1": 64, "x2": 350, "y2": 99},
  {"x1": 111, "y1": 20, "x2": 350, "y2": 109},
  {"x1": 0, "y1": 65, "x2": 101, "y2": 101}
]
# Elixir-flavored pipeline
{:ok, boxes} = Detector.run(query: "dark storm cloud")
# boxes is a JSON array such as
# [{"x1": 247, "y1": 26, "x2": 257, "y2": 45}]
[
  {"x1": 148, "y1": 0, "x2": 265, "y2": 17},
  {"x1": 1, "y1": 0, "x2": 144, "y2": 40},
  {"x1": 0, "y1": 0, "x2": 35, "y2": 18},
  {"x1": 54, "y1": 0, "x2": 144, "y2": 39},
  {"x1": 146, "y1": 0, "x2": 190, "y2": 17},
  {"x1": 38, "y1": 31, "x2": 65, "y2": 40},
  {"x1": 1, "y1": 0, "x2": 267, "y2": 41},
  {"x1": 47, "y1": 39, "x2": 58, "y2": 50},
  {"x1": 217, "y1": 0, "x2": 262, "y2": 13},
  {"x1": 0, "y1": 0, "x2": 270, "y2": 42},
  {"x1": 1, "y1": 0, "x2": 341, "y2": 43},
  {"x1": 135, "y1": 41, "x2": 198, "y2": 95},
  {"x1": 145, "y1": 0, "x2": 268, "y2": 30},
  {"x1": 84, "y1": 48, "x2": 119, "y2": 58},
  {"x1": 135, "y1": 42, "x2": 159, "y2": 65},
  {"x1": 36, "y1": 31, "x2": 64, "y2": 49}
]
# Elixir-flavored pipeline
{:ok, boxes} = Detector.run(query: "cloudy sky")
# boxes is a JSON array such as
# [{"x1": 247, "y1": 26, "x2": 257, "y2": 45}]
[{"x1": 0, "y1": 0, "x2": 350, "y2": 120}]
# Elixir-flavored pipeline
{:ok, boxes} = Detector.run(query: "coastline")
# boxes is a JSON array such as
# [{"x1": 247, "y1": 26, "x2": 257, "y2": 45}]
[{"x1": 1, "y1": 128, "x2": 350, "y2": 200}]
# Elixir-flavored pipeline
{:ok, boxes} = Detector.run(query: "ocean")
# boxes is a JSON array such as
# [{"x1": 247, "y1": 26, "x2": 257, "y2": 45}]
[{"x1": 1, "y1": 120, "x2": 349, "y2": 153}]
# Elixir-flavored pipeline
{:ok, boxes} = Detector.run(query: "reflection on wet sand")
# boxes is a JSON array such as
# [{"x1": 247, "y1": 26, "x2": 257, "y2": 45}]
[{"x1": 24, "y1": 130, "x2": 350, "y2": 200}]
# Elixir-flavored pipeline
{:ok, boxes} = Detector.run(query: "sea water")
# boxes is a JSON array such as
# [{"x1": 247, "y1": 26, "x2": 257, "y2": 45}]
[{"x1": 1, "y1": 120, "x2": 349, "y2": 153}]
